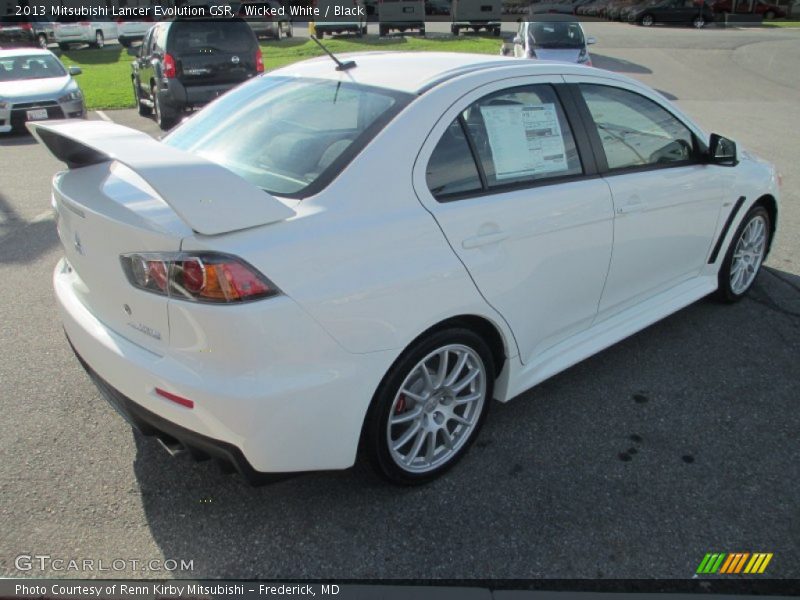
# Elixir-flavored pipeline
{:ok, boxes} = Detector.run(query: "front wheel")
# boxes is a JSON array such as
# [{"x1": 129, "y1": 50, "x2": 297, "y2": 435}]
[
  {"x1": 363, "y1": 328, "x2": 494, "y2": 485},
  {"x1": 716, "y1": 205, "x2": 771, "y2": 302},
  {"x1": 152, "y1": 85, "x2": 175, "y2": 131},
  {"x1": 640, "y1": 14, "x2": 655, "y2": 26},
  {"x1": 91, "y1": 30, "x2": 104, "y2": 48},
  {"x1": 37, "y1": 33, "x2": 48, "y2": 49},
  {"x1": 692, "y1": 15, "x2": 706, "y2": 28}
]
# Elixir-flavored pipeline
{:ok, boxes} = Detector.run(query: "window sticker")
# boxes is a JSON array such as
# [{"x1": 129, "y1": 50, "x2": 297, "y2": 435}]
[{"x1": 479, "y1": 103, "x2": 568, "y2": 180}]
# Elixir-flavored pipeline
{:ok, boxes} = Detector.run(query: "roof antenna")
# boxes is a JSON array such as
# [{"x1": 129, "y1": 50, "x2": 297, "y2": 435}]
[{"x1": 310, "y1": 35, "x2": 357, "y2": 72}]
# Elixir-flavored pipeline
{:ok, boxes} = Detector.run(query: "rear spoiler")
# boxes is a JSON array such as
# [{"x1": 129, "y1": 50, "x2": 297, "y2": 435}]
[{"x1": 27, "y1": 120, "x2": 296, "y2": 236}]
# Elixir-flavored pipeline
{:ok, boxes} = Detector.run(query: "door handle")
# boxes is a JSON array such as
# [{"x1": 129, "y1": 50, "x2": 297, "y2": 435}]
[
  {"x1": 616, "y1": 195, "x2": 644, "y2": 215},
  {"x1": 462, "y1": 231, "x2": 510, "y2": 249}
]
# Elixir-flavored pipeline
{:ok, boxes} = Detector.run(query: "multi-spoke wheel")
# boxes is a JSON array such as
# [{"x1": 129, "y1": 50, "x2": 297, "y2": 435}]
[
  {"x1": 363, "y1": 329, "x2": 494, "y2": 484},
  {"x1": 717, "y1": 204, "x2": 771, "y2": 302}
]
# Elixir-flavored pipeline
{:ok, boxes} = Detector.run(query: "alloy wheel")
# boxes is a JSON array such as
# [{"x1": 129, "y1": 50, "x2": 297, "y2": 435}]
[
  {"x1": 386, "y1": 344, "x2": 486, "y2": 474},
  {"x1": 730, "y1": 215, "x2": 767, "y2": 295}
]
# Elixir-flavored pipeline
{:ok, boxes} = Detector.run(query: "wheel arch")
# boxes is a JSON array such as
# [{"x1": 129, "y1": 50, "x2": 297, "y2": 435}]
[{"x1": 754, "y1": 193, "x2": 778, "y2": 255}]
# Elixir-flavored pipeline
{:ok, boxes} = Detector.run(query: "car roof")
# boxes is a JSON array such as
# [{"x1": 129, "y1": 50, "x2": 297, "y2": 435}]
[
  {"x1": 269, "y1": 51, "x2": 629, "y2": 94},
  {"x1": 0, "y1": 48, "x2": 55, "y2": 58}
]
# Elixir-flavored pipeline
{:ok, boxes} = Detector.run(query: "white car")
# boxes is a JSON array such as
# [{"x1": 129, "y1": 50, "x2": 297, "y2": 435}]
[
  {"x1": 54, "y1": 18, "x2": 117, "y2": 49},
  {"x1": 0, "y1": 48, "x2": 85, "y2": 134},
  {"x1": 31, "y1": 52, "x2": 779, "y2": 485},
  {"x1": 507, "y1": 20, "x2": 596, "y2": 65}
]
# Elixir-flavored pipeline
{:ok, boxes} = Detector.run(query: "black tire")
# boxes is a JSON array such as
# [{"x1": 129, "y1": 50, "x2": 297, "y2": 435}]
[
  {"x1": 37, "y1": 33, "x2": 48, "y2": 49},
  {"x1": 451, "y1": 24, "x2": 459, "y2": 35},
  {"x1": 152, "y1": 85, "x2": 175, "y2": 131},
  {"x1": 640, "y1": 13, "x2": 655, "y2": 26},
  {"x1": 58, "y1": 42, "x2": 71, "y2": 51},
  {"x1": 287, "y1": 24, "x2": 295, "y2": 38},
  {"x1": 362, "y1": 328, "x2": 495, "y2": 485},
  {"x1": 419, "y1": 26, "x2": 425, "y2": 37},
  {"x1": 692, "y1": 15, "x2": 706, "y2": 28},
  {"x1": 492, "y1": 26, "x2": 501, "y2": 36},
  {"x1": 275, "y1": 24, "x2": 283, "y2": 40},
  {"x1": 133, "y1": 79, "x2": 151, "y2": 116},
  {"x1": 379, "y1": 25, "x2": 388, "y2": 36},
  {"x1": 716, "y1": 204, "x2": 771, "y2": 303},
  {"x1": 765, "y1": 10, "x2": 775, "y2": 19}
]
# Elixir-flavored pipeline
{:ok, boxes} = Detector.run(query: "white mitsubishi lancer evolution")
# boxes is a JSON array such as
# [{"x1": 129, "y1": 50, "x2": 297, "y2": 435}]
[{"x1": 32, "y1": 51, "x2": 779, "y2": 485}]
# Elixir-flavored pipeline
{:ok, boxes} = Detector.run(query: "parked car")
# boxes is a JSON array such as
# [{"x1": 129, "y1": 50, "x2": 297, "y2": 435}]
[
  {"x1": 0, "y1": 16, "x2": 56, "y2": 49},
  {"x1": 234, "y1": 0, "x2": 294, "y2": 40},
  {"x1": 130, "y1": 18, "x2": 263, "y2": 130},
  {"x1": 622, "y1": 0, "x2": 658, "y2": 20},
  {"x1": 508, "y1": 20, "x2": 596, "y2": 65},
  {"x1": 0, "y1": 48, "x2": 84, "y2": 133},
  {"x1": 116, "y1": 17, "x2": 154, "y2": 48},
  {"x1": 712, "y1": 0, "x2": 787, "y2": 18},
  {"x1": 31, "y1": 52, "x2": 778, "y2": 485},
  {"x1": 53, "y1": 17, "x2": 118, "y2": 50},
  {"x1": 631, "y1": 0, "x2": 714, "y2": 26}
]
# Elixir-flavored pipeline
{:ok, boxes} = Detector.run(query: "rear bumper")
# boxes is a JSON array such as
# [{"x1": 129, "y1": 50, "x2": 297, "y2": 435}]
[
  {"x1": 54, "y1": 257, "x2": 396, "y2": 478},
  {"x1": 161, "y1": 80, "x2": 246, "y2": 111}
]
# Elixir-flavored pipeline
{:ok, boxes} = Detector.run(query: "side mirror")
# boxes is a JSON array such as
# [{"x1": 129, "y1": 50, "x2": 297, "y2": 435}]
[
  {"x1": 68, "y1": 66, "x2": 82, "y2": 76},
  {"x1": 512, "y1": 35, "x2": 523, "y2": 45},
  {"x1": 708, "y1": 133, "x2": 738, "y2": 166},
  {"x1": 587, "y1": 36, "x2": 597, "y2": 45}
]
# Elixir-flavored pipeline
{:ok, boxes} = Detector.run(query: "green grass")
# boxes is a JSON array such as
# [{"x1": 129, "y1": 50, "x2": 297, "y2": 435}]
[
  {"x1": 762, "y1": 20, "x2": 800, "y2": 27},
  {"x1": 57, "y1": 35, "x2": 503, "y2": 111}
]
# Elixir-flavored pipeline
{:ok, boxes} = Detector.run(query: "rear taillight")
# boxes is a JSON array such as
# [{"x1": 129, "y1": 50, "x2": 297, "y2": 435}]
[
  {"x1": 20, "y1": 23, "x2": 33, "y2": 30},
  {"x1": 120, "y1": 253, "x2": 279, "y2": 303},
  {"x1": 163, "y1": 52, "x2": 177, "y2": 78},
  {"x1": 255, "y1": 47, "x2": 264, "y2": 73}
]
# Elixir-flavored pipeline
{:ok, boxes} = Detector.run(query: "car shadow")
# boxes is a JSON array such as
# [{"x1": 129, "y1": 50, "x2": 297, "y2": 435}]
[
  {"x1": 0, "y1": 192, "x2": 59, "y2": 266},
  {"x1": 58, "y1": 46, "x2": 124, "y2": 65},
  {"x1": 589, "y1": 53, "x2": 653, "y2": 74},
  {"x1": 0, "y1": 130, "x2": 37, "y2": 147},
  {"x1": 131, "y1": 265, "x2": 800, "y2": 578}
]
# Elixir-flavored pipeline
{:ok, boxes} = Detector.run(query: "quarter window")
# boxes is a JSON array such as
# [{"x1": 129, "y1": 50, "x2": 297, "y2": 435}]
[
  {"x1": 580, "y1": 84, "x2": 697, "y2": 170},
  {"x1": 426, "y1": 120, "x2": 483, "y2": 198}
]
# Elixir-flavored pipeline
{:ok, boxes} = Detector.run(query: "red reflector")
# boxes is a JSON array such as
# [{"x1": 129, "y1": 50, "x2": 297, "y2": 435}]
[{"x1": 155, "y1": 388, "x2": 194, "y2": 409}]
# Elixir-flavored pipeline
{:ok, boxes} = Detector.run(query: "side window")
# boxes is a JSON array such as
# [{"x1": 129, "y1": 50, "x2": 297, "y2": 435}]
[
  {"x1": 140, "y1": 30, "x2": 151, "y2": 57},
  {"x1": 580, "y1": 84, "x2": 697, "y2": 171},
  {"x1": 464, "y1": 85, "x2": 583, "y2": 188},
  {"x1": 426, "y1": 119, "x2": 483, "y2": 199}
]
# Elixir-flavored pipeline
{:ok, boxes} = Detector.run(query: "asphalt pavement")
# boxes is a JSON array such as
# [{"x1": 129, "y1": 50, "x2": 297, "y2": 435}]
[{"x1": 0, "y1": 23, "x2": 798, "y2": 581}]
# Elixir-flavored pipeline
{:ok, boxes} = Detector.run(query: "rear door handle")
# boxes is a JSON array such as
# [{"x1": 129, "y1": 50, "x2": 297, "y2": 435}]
[
  {"x1": 462, "y1": 231, "x2": 510, "y2": 249},
  {"x1": 616, "y1": 195, "x2": 644, "y2": 215}
]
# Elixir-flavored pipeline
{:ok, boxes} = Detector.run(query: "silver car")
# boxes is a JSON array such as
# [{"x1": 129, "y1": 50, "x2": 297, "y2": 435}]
[
  {"x1": 0, "y1": 48, "x2": 85, "y2": 134},
  {"x1": 506, "y1": 20, "x2": 596, "y2": 66}
]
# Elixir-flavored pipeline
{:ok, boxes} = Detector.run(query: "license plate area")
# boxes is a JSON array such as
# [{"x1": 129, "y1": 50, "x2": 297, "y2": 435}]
[{"x1": 26, "y1": 109, "x2": 49, "y2": 121}]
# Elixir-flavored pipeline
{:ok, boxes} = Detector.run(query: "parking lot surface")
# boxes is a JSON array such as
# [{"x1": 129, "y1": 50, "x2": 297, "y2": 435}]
[{"x1": 1, "y1": 23, "x2": 798, "y2": 579}]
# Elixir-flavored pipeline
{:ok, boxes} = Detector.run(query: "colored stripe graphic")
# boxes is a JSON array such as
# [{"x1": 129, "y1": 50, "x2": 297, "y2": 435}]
[{"x1": 700, "y1": 553, "x2": 774, "y2": 575}]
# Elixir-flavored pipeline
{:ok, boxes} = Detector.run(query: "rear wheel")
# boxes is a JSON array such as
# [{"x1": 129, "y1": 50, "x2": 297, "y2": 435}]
[
  {"x1": 37, "y1": 33, "x2": 48, "y2": 49},
  {"x1": 640, "y1": 13, "x2": 655, "y2": 26},
  {"x1": 152, "y1": 84, "x2": 175, "y2": 131},
  {"x1": 133, "y1": 79, "x2": 151, "y2": 116},
  {"x1": 275, "y1": 24, "x2": 283, "y2": 40},
  {"x1": 692, "y1": 15, "x2": 706, "y2": 28},
  {"x1": 58, "y1": 42, "x2": 71, "y2": 51},
  {"x1": 716, "y1": 205, "x2": 771, "y2": 302},
  {"x1": 451, "y1": 24, "x2": 459, "y2": 35},
  {"x1": 363, "y1": 328, "x2": 494, "y2": 485},
  {"x1": 765, "y1": 10, "x2": 776, "y2": 19}
]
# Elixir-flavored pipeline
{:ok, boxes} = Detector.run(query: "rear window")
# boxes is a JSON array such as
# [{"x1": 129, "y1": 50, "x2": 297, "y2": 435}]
[
  {"x1": 167, "y1": 20, "x2": 256, "y2": 54},
  {"x1": 164, "y1": 76, "x2": 412, "y2": 197}
]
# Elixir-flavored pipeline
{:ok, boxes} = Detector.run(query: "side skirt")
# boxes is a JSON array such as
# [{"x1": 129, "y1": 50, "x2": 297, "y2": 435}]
[{"x1": 502, "y1": 276, "x2": 718, "y2": 401}]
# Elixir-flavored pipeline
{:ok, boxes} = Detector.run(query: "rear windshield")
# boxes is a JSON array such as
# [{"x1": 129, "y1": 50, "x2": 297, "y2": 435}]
[
  {"x1": 167, "y1": 20, "x2": 256, "y2": 54},
  {"x1": 164, "y1": 76, "x2": 412, "y2": 198},
  {"x1": 0, "y1": 54, "x2": 66, "y2": 81}
]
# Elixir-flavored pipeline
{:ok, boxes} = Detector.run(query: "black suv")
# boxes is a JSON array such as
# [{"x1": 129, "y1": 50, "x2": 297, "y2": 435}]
[{"x1": 130, "y1": 19, "x2": 263, "y2": 130}]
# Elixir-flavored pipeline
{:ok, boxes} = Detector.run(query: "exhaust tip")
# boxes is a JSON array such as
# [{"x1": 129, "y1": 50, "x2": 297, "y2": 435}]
[{"x1": 156, "y1": 434, "x2": 187, "y2": 457}]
